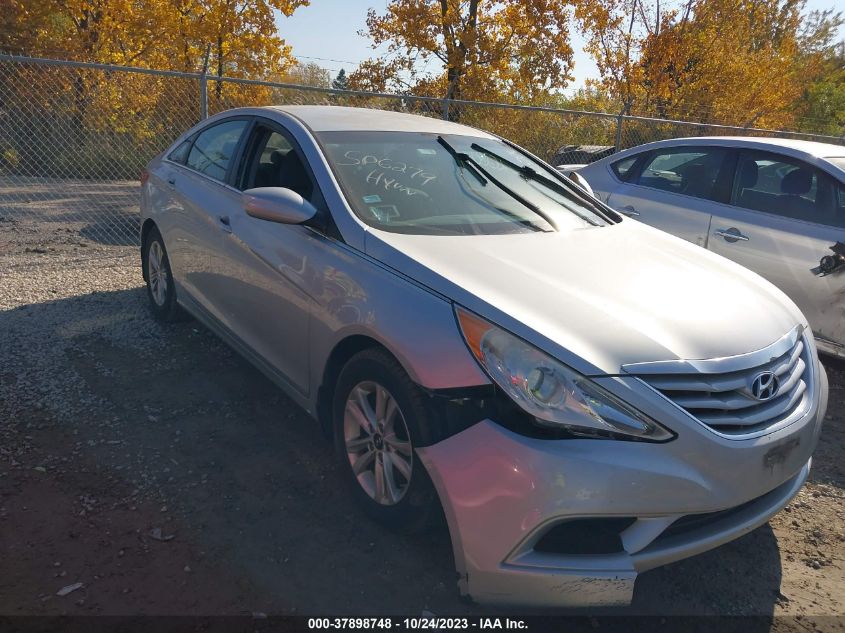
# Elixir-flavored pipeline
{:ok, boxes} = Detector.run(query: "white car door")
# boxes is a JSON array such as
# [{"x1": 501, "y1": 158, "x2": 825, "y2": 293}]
[
  {"x1": 708, "y1": 149, "x2": 845, "y2": 354},
  {"x1": 603, "y1": 146, "x2": 732, "y2": 248}
]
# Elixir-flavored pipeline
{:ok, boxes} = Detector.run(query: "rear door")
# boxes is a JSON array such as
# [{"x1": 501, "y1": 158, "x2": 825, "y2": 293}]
[
  {"x1": 165, "y1": 117, "x2": 251, "y2": 318},
  {"x1": 708, "y1": 149, "x2": 845, "y2": 351},
  {"x1": 605, "y1": 146, "x2": 732, "y2": 247}
]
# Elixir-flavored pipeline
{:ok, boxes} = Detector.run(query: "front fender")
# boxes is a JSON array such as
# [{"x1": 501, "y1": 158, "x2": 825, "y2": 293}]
[{"x1": 308, "y1": 240, "x2": 489, "y2": 393}]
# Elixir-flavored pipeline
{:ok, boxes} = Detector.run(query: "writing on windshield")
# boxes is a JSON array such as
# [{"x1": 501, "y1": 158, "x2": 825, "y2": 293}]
[{"x1": 318, "y1": 131, "x2": 609, "y2": 235}]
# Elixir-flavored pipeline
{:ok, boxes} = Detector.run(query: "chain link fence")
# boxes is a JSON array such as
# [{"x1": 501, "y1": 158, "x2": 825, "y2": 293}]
[{"x1": 1, "y1": 54, "x2": 842, "y2": 249}]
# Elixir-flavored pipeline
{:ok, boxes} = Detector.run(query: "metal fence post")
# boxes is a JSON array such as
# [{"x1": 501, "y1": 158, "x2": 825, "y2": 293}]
[
  {"x1": 614, "y1": 113, "x2": 624, "y2": 151},
  {"x1": 199, "y1": 74, "x2": 208, "y2": 120},
  {"x1": 199, "y1": 44, "x2": 210, "y2": 120},
  {"x1": 442, "y1": 98, "x2": 450, "y2": 121}
]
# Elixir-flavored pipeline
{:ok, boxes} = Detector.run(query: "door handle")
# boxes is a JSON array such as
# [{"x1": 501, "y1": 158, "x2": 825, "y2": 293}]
[
  {"x1": 714, "y1": 228, "x2": 749, "y2": 243},
  {"x1": 218, "y1": 215, "x2": 232, "y2": 233},
  {"x1": 619, "y1": 205, "x2": 640, "y2": 217}
]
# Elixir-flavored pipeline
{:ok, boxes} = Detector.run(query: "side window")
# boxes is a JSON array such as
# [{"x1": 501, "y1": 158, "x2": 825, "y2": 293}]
[
  {"x1": 186, "y1": 119, "x2": 248, "y2": 182},
  {"x1": 635, "y1": 147, "x2": 728, "y2": 201},
  {"x1": 732, "y1": 151, "x2": 827, "y2": 224},
  {"x1": 168, "y1": 140, "x2": 191, "y2": 164},
  {"x1": 242, "y1": 127, "x2": 314, "y2": 200},
  {"x1": 611, "y1": 155, "x2": 638, "y2": 180},
  {"x1": 815, "y1": 176, "x2": 845, "y2": 228}
]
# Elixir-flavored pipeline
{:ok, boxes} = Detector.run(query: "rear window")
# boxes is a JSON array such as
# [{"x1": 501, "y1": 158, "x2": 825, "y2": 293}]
[
  {"x1": 635, "y1": 147, "x2": 729, "y2": 201},
  {"x1": 186, "y1": 119, "x2": 248, "y2": 182},
  {"x1": 168, "y1": 140, "x2": 191, "y2": 164},
  {"x1": 611, "y1": 155, "x2": 638, "y2": 180}
]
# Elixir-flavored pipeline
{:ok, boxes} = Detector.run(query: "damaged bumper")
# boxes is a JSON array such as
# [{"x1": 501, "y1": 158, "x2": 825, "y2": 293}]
[{"x1": 416, "y1": 370, "x2": 826, "y2": 608}]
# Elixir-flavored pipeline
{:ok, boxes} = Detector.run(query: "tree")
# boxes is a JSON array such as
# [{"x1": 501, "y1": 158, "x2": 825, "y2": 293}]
[
  {"x1": 575, "y1": 0, "x2": 836, "y2": 130},
  {"x1": 349, "y1": 0, "x2": 575, "y2": 104},
  {"x1": 573, "y1": 0, "x2": 646, "y2": 116},
  {"x1": 284, "y1": 62, "x2": 331, "y2": 87},
  {"x1": 1, "y1": 0, "x2": 308, "y2": 77},
  {"x1": 0, "y1": 0, "x2": 310, "y2": 179},
  {"x1": 332, "y1": 68, "x2": 350, "y2": 91},
  {"x1": 795, "y1": 10, "x2": 845, "y2": 136}
]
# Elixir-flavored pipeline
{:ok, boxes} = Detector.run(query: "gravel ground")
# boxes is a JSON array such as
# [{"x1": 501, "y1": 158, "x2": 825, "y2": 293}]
[{"x1": 1, "y1": 215, "x2": 844, "y2": 629}]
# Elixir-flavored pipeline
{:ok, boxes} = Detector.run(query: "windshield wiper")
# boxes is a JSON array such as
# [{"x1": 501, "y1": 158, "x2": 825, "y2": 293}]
[
  {"x1": 437, "y1": 136, "x2": 557, "y2": 231},
  {"x1": 436, "y1": 136, "x2": 487, "y2": 186},
  {"x1": 470, "y1": 142, "x2": 602, "y2": 226}
]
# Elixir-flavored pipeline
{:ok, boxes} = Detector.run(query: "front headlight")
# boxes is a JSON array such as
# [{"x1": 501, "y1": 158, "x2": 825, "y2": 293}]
[{"x1": 456, "y1": 307, "x2": 674, "y2": 442}]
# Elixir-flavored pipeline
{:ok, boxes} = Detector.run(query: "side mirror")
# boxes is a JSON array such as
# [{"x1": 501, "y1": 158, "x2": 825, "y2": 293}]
[
  {"x1": 568, "y1": 171, "x2": 594, "y2": 197},
  {"x1": 243, "y1": 187, "x2": 317, "y2": 225}
]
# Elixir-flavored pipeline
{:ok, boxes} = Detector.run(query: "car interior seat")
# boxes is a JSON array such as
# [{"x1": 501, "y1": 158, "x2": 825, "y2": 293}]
[
  {"x1": 777, "y1": 167, "x2": 816, "y2": 220},
  {"x1": 680, "y1": 164, "x2": 713, "y2": 198},
  {"x1": 254, "y1": 149, "x2": 289, "y2": 188},
  {"x1": 735, "y1": 160, "x2": 779, "y2": 212},
  {"x1": 276, "y1": 150, "x2": 313, "y2": 200}
]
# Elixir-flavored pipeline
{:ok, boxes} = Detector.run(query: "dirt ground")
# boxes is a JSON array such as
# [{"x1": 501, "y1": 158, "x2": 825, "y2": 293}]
[{"x1": 1, "y1": 216, "x2": 843, "y2": 630}]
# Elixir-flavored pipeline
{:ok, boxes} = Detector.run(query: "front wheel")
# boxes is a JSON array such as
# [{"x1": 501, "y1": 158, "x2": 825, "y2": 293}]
[{"x1": 333, "y1": 349, "x2": 441, "y2": 532}]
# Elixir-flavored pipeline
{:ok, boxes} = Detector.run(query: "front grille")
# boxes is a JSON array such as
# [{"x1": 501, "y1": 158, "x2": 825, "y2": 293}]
[{"x1": 625, "y1": 327, "x2": 812, "y2": 437}]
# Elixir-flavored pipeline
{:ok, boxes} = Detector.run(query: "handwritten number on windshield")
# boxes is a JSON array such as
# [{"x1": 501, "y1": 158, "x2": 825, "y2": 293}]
[
  {"x1": 366, "y1": 169, "x2": 428, "y2": 197},
  {"x1": 338, "y1": 151, "x2": 437, "y2": 186}
]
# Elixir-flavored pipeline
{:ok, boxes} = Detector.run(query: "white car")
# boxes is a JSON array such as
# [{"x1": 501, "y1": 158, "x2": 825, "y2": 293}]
[{"x1": 575, "y1": 137, "x2": 845, "y2": 357}]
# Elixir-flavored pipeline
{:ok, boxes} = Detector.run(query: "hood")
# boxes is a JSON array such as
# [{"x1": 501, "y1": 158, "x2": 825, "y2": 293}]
[{"x1": 364, "y1": 220, "x2": 806, "y2": 375}]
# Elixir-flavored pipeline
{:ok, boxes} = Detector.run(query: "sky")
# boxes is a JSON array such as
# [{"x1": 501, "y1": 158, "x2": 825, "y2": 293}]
[{"x1": 277, "y1": 0, "x2": 844, "y2": 93}]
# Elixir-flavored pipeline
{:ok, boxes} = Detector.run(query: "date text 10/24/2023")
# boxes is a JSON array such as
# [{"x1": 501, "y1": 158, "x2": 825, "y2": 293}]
[{"x1": 307, "y1": 618, "x2": 528, "y2": 630}]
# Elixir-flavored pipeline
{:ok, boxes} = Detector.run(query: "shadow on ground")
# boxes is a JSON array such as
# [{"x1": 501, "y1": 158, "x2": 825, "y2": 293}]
[{"x1": 0, "y1": 176, "x2": 140, "y2": 247}]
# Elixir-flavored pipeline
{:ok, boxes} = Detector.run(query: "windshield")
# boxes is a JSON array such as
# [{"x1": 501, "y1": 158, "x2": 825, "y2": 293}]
[{"x1": 317, "y1": 131, "x2": 610, "y2": 235}]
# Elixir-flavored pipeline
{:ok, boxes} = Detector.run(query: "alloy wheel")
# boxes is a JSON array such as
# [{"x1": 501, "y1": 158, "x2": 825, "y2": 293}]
[
  {"x1": 147, "y1": 240, "x2": 168, "y2": 307},
  {"x1": 343, "y1": 381, "x2": 414, "y2": 505}
]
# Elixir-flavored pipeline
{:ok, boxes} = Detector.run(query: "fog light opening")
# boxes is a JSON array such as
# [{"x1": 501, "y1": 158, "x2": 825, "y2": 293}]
[{"x1": 534, "y1": 518, "x2": 637, "y2": 555}]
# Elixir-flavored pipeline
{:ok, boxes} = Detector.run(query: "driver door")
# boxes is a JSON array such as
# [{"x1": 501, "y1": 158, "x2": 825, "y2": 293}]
[{"x1": 213, "y1": 120, "x2": 323, "y2": 395}]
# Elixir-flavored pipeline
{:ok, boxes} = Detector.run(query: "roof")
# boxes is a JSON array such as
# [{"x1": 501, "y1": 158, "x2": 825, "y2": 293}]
[
  {"x1": 270, "y1": 105, "x2": 496, "y2": 137},
  {"x1": 642, "y1": 135, "x2": 845, "y2": 158}
]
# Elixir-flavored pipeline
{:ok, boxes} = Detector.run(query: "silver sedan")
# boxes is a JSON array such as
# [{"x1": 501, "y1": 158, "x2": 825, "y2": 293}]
[{"x1": 141, "y1": 107, "x2": 826, "y2": 608}]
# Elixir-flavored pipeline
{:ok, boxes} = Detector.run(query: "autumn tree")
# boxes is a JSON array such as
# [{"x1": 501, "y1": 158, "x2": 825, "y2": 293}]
[
  {"x1": 575, "y1": 0, "x2": 839, "y2": 130},
  {"x1": 643, "y1": 0, "x2": 809, "y2": 127},
  {"x1": 349, "y1": 0, "x2": 575, "y2": 104},
  {"x1": 1, "y1": 0, "x2": 308, "y2": 77},
  {"x1": 573, "y1": 0, "x2": 644, "y2": 116},
  {"x1": 0, "y1": 0, "x2": 309, "y2": 179}
]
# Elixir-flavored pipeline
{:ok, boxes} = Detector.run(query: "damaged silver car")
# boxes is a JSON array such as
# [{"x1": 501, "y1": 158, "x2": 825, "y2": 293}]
[{"x1": 140, "y1": 106, "x2": 826, "y2": 607}]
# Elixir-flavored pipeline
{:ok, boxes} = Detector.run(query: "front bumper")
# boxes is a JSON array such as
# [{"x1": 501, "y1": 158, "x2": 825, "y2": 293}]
[{"x1": 416, "y1": 367, "x2": 827, "y2": 608}]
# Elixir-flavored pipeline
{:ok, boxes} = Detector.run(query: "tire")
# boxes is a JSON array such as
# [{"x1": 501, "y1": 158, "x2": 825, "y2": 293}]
[
  {"x1": 333, "y1": 348, "x2": 441, "y2": 533},
  {"x1": 142, "y1": 226, "x2": 182, "y2": 322}
]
